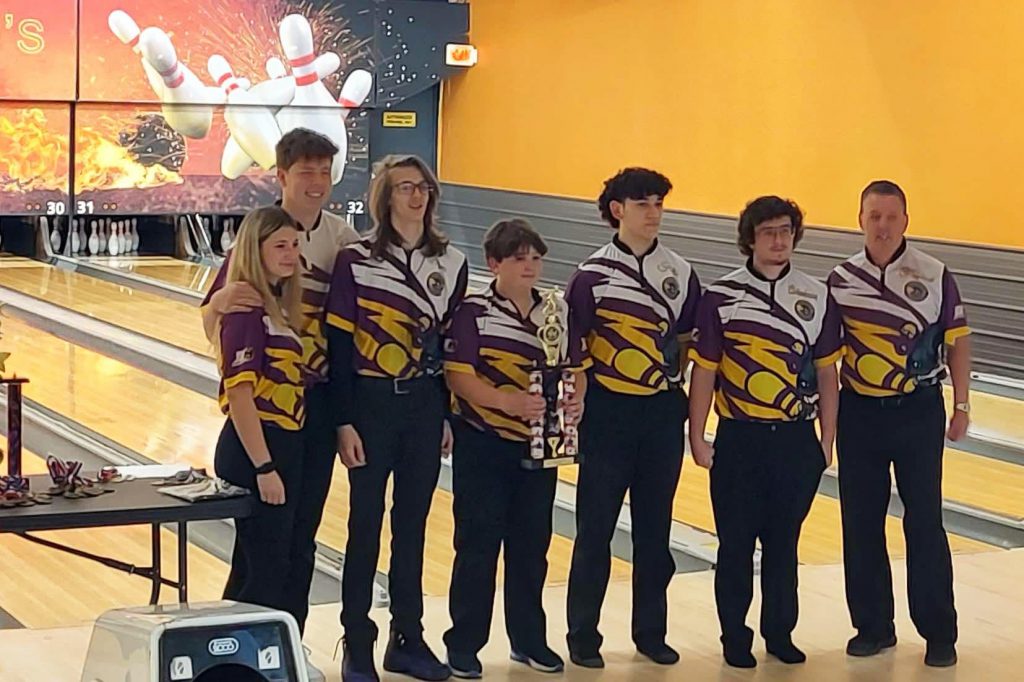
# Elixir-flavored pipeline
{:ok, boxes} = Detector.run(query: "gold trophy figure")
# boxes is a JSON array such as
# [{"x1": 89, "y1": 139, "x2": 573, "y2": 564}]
[{"x1": 524, "y1": 289, "x2": 579, "y2": 469}]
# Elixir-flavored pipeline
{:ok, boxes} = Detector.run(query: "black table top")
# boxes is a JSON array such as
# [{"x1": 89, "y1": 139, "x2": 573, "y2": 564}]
[{"x1": 0, "y1": 475, "x2": 252, "y2": 532}]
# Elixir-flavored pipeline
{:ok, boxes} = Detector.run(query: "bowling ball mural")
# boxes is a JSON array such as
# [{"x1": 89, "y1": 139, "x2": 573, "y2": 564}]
[{"x1": 72, "y1": 0, "x2": 376, "y2": 214}]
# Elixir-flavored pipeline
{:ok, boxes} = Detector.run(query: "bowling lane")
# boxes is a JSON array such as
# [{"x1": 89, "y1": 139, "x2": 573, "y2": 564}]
[
  {"x1": 2, "y1": 318, "x2": 628, "y2": 594},
  {"x1": 0, "y1": 257, "x2": 211, "y2": 357},
  {"x1": 0, "y1": 448, "x2": 229, "y2": 629},
  {"x1": 84, "y1": 255, "x2": 218, "y2": 295}
]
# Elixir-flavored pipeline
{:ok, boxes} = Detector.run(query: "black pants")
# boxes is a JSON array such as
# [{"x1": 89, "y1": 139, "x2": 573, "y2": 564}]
[
  {"x1": 282, "y1": 382, "x2": 338, "y2": 634},
  {"x1": 340, "y1": 377, "x2": 446, "y2": 645},
  {"x1": 444, "y1": 419, "x2": 557, "y2": 656},
  {"x1": 216, "y1": 419, "x2": 305, "y2": 624},
  {"x1": 710, "y1": 419, "x2": 825, "y2": 649},
  {"x1": 566, "y1": 384, "x2": 686, "y2": 653},
  {"x1": 837, "y1": 386, "x2": 957, "y2": 644}
]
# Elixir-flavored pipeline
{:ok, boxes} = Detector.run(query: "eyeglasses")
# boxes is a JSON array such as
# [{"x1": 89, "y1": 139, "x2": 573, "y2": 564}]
[
  {"x1": 393, "y1": 181, "x2": 434, "y2": 196},
  {"x1": 754, "y1": 225, "x2": 795, "y2": 239}
]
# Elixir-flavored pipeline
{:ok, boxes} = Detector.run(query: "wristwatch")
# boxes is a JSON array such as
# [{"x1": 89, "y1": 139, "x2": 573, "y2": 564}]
[
  {"x1": 254, "y1": 460, "x2": 277, "y2": 475},
  {"x1": 954, "y1": 402, "x2": 970, "y2": 414}
]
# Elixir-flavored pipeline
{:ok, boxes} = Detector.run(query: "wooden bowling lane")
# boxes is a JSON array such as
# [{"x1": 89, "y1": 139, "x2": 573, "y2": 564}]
[
  {"x1": 942, "y1": 447, "x2": 1024, "y2": 520},
  {"x1": 85, "y1": 256, "x2": 217, "y2": 294},
  {"x1": 943, "y1": 385, "x2": 1024, "y2": 446},
  {"x1": 0, "y1": 258, "x2": 211, "y2": 358},
  {"x1": 0, "y1": 449, "x2": 229, "y2": 629},
  {"x1": 2, "y1": 318, "x2": 624, "y2": 594}
]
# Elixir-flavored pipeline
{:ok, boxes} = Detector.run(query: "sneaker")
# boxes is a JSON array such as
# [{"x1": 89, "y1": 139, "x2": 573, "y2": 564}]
[
  {"x1": 924, "y1": 642, "x2": 957, "y2": 667},
  {"x1": 382, "y1": 631, "x2": 451, "y2": 681},
  {"x1": 846, "y1": 632, "x2": 897, "y2": 657},
  {"x1": 341, "y1": 637, "x2": 379, "y2": 682},
  {"x1": 722, "y1": 645, "x2": 756, "y2": 669},
  {"x1": 636, "y1": 641, "x2": 680, "y2": 665},
  {"x1": 446, "y1": 650, "x2": 483, "y2": 679},
  {"x1": 303, "y1": 645, "x2": 326, "y2": 682},
  {"x1": 766, "y1": 639, "x2": 806, "y2": 664},
  {"x1": 568, "y1": 646, "x2": 604, "y2": 669},
  {"x1": 510, "y1": 645, "x2": 564, "y2": 673}
]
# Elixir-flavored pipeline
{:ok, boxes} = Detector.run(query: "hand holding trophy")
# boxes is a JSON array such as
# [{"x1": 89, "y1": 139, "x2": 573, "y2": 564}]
[{"x1": 524, "y1": 289, "x2": 579, "y2": 469}]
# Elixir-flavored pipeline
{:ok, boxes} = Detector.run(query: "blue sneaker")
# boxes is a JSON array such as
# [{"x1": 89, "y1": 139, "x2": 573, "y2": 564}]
[
  {"x1": 382, "y1": 631, "x2": 451, "y2": 681},
  {"x1": 341, "y1": 637, "x2": 379, "y2": 682}
]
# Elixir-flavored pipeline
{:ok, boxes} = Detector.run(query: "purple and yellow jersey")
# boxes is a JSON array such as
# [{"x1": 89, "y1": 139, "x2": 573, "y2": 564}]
[
  {"x1": 565, "y1": 236, "x2": 700, "y2": 396},
  {"x1": 690, "y1": 262, "x2": 843, "y2": 422},
  {"x1": 203, "y1": 210, "x2": 359, "y2": 383},
  {"x1": 217, "y1": 309, "x2": 307, "y2": 431},
  {"x1": 827, "y1": 242, "x2": 970, "y2": 397},
  {"x1": 444, "y1": 284, "x2": 592, "y2": 441},
  {"x1": 324, "y1": 239, "x2": 469, "y2": 379}
]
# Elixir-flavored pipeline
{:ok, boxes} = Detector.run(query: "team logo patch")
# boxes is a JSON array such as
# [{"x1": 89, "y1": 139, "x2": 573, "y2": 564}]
[
  {"x1": 901, "y1": 322, "x2": 918, "y2": 339},
  {"x1": 426, "y1": 272, "x2": 445, "y2": 296},
  {"x1": 662, "y1": 276, "x2": 680, "y2": 299},
  {"x1": 444, "y1": 338, "x2": 457, "y2": 353},
  {"x1": 232, "y1": 348, "x2": 254, "y2": 368},
  {"x1": 905, "y1": 281, "x2": 928, "y2": 301},
  {"x1": 794, "y1": 299, "x2": 815, "y2": 321},
  {"x1": 791, "y1": 341, "x2": 805, "y2": 355},
  {"x1": 657, "y1": 261, "x2": 678, "y2": 277}
]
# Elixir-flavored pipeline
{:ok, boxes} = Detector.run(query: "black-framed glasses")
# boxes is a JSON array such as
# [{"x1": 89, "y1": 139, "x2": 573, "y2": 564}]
[{"x1": 393, "y1": 181, "x2": 434, "y2": 196}]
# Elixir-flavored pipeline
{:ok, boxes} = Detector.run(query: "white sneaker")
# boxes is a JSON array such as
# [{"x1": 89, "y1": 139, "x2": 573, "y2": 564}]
[{"x1": 303, "y1": 645, "x2": 326, "y2": 682}]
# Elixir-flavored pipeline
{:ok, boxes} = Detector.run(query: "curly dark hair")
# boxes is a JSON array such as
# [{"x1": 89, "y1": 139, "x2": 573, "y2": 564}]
[
  {"x1": 736, "y1": 195, "x2": 804, "y2": 257},
  {"x1": 597, "y1": 168, "x2": 672, "y2": 228}
]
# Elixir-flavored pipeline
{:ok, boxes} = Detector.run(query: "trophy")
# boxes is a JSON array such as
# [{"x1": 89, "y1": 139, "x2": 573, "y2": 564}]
[
  {"x1": 1, "y1": 376, "x2": 27, "y2": 478},
  {"x1": 523, "y1": 289, "x2": 579, "y2": 470}
]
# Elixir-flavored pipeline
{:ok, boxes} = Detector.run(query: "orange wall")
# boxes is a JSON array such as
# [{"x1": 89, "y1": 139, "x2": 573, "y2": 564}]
[{"x1": 439, "y1": 0, "x2": 1024, "y2": 248}]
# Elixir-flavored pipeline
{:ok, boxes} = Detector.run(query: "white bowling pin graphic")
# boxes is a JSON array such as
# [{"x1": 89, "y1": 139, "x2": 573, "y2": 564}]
[
  {"x1": 276, "y1": 14, "x2": 349, "y2": 185},
  {"x1": 266, "y1": 53, "x2": 340, "y2": 91},
  {"x1": 138, "y1": 27, "x2": 225, "y2": 139},
  {"x1": 220, "y1": 220, "x2": 232, "y2": 252},
  {"x1": 107, "y1": 10, "x2": 165, "y2": 100},
  {"x1": 208, "y1": 55, "x2": 294, "y2": 171},
  {"x1": 88, "y1": 222, "x2": 99, "y2": 255},
  {"x1": 338, "y1": 69, "x2": 373, "y2": 118}
]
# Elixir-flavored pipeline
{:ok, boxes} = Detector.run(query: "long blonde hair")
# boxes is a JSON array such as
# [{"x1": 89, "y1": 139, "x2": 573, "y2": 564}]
[{"x1": 219, "y1": 206, "x2": 303, "y2": 345}]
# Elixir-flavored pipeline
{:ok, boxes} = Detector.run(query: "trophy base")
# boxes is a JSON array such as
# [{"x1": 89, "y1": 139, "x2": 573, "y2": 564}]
[{"x1": 521, "y1": 455, "x2": 578, "y2": 470}]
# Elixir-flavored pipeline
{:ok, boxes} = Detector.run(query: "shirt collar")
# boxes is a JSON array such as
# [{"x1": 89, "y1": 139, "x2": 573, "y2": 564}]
[
  {"x1": 612, "y1": 233, "x2": 659, "y2": 258},
  {"x1": 745, "y1": 257, "x2": 792, "y2": 283}
]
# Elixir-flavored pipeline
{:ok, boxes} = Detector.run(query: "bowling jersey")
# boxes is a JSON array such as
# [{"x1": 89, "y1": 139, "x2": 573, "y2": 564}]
[
  {"x1": 203, "y1": 209, "x2": 359, "y2": 383},
  {"x1": 445, "y1": 283, "x2": 592, "y2": 442},
  {"x1": 325, "y1": 238, "x2": 469, "y2": 379},
  {"x1": 691, "y1": 261, "x2": 843, "y2": 422},
  {"x1": 565, "y1": 236, "x2": 701, "y2": 395},
  {"x1": 217, "y1": 308, "x2": 307, "y2": 431},
  {"x1": 827, "y1": 241, "x2": 970, "y2": 397}
]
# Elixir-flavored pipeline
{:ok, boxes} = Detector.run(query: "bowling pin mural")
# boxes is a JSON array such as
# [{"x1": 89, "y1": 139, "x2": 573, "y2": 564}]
[
  {"x1": 137, "y1": 28, "x2": 225, "y2": 139},
  {"x1": 107, "y1": 10, "x2": 166, "y2": 101}
]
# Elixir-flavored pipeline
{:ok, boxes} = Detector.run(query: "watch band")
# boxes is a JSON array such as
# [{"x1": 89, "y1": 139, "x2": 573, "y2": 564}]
[
  {"x1": 954, "y1": 402, "x2": 970, "y2": 414},
  {"x1": 254, "y1": 460, "x2": 277, "y2": 475}
]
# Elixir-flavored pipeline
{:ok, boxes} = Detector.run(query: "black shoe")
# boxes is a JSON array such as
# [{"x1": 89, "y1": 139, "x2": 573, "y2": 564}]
[
  {"x1": 446, "y1": 650, "x2": 482, "y2": 679},
  {"x1": 766, "y1": 639, "x2": 806, "y2": 664},
  {"x1": 723, "y1": 645, "x2": 757, "y2": 669},
  {"x1": 383, "y1": 631, "x2": 451, "y2": 681},
  {"x1": 511, "y1": 645, "x2": 564, "y2": 673},
  {"x1": 925, "y1": 642, "x2": 957, "y2": 667},
  {"x1": 568, "y1": 647, "x2": 604, "y2": 669},
  {"x1": 342, "y1": 638, "x2": 380, "y2": 682},
  {"x1": 637, "y1": 641, "x2": 680, "y2": 665},
  {"x1": 846, "y1": 632, "x2": 897, "y2": 657}
]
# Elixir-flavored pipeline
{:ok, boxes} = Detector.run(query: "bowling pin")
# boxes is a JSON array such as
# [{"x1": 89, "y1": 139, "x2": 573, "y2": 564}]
[
  {"x1": 208, "y1": 55, "x2": 294, "y2": 171},
  {"x1": 70, "y1": 219, "x2": 81, "y2": 254},
  {"x1": 109, "y1": 223, "x2": 120, "y2": 257},
  {"x1": 107, "y1": 10, "x2": 165, "y2": 100},
  {"x1": 88, "y1": 222, "x2": 99, "y2": 255},
  {"x1": 338, "y1": 69, "x2": 373, "y2": 118},
  {"x1": 138, "y1": 27, "x2": 225, "y2": 139},
  {"x1": 276, "y1": 14, "x2": 349, "y2": 185},
  {"x1": 131, "y1": 219, "x2": 140, "y2": 252}
]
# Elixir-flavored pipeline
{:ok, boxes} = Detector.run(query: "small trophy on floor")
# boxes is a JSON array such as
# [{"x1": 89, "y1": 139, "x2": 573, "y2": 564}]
[{"x1": 523, "y1": 289, "x2": 579, "y2": 470}]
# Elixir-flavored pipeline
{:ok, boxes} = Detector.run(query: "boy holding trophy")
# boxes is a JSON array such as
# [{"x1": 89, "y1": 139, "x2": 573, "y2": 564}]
[{"x1": 443, "y1": 219, "x2": 589, "y2": 678}]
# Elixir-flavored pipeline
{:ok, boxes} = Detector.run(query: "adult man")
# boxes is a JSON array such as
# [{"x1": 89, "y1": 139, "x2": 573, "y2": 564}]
[{"x1": 828, "y1": 180, "x2": 970, "y2": 668}]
